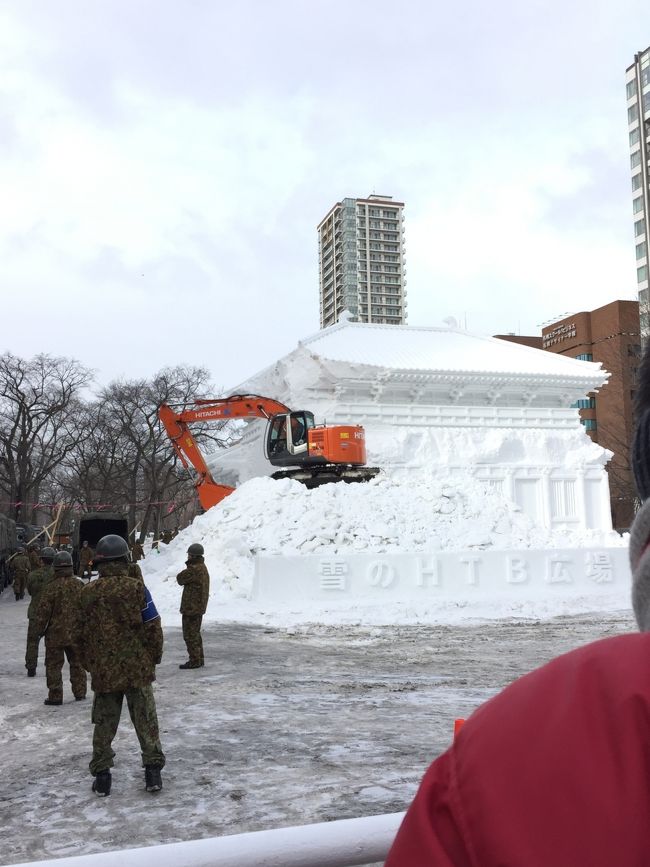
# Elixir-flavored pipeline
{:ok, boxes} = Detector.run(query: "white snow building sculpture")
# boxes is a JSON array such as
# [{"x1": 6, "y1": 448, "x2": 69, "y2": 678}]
[{"x1": 208, "y1": 320, "x2": 613, "y2": 532}]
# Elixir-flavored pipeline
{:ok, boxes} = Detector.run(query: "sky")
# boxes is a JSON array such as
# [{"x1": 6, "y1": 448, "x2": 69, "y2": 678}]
[{"x1": 0, "y1": 0, "x2": 647, "y2": 391}]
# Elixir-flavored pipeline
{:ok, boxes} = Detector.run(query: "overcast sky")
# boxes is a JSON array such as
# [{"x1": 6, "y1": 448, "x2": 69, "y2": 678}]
[{"x1": 1, "y1": 1, "x2": 646, "y2": 390}]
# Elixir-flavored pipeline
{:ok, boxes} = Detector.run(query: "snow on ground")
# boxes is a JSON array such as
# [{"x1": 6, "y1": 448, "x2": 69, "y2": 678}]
[
  {"x1": 0, "y1": 586, "x2": 635, "y2": 866},
  {"x1": 142, "y1": 471, "x2": 627, "y2": 628}
]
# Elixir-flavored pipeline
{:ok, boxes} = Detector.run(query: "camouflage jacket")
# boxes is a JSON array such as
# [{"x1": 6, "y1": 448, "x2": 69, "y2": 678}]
[
  {"x1": 26, "y1": 565, "x2": 55, "y2": 619},
  {"x1": 176, "y1": 559, "x2": 210, "y2": 615},
  {"x1": 128, "y1": 562, "x2": 144, "y2": 581},
  {"x1": 11, "y1": 553, "x2": 30, "y2": 577},
  {"x1": 32, "y1": 568, "x2": 84, "y2": 647},
  {"x1": 77, "y1": 561, "x2": 163, "y2": 693},
  {"x1": 28, "y1": 549, "x2": 41, "y2": 570}
]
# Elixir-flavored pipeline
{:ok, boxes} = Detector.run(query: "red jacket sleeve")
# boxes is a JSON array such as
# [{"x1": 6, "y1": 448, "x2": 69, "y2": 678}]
[{"x1": 384, "y1": 750, "x2": 473, "y2": 867}]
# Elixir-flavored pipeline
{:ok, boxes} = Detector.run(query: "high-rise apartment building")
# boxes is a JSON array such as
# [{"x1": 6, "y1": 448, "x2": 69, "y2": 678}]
[
  {"x1": 317, "y1": 194, "x2": 406, "y2": 329},
  {"x1": 626, "y1": 48, "x2": 650, "y2": 339}
]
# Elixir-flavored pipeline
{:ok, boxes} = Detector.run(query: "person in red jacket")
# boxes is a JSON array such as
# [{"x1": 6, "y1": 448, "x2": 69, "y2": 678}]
[
  {"x1": 385, "y1": 632, "x2": 650, "y2": 867},
  {"x1": 385, "y1": 342, "x2": 650, "y2": 867}
]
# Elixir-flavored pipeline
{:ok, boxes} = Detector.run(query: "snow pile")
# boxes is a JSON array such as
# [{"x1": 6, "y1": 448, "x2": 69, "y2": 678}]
[{"x1": 143, "y1": 471, "x2": 626, "y2": 626}]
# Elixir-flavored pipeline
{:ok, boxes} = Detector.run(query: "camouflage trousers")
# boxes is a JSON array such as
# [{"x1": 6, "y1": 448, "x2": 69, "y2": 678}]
[
  {"x1": 90, "y1": 685, "x2": 166, "y2": 775},
  {"x1": 45, "y1": 642, "x2": 87, "y2": 702},
  {"x1": 25, "y1": 619, "x2": 42, "y2": 670},
  {"x1": 182, "y1": 614, "x2": 204, "y2": 665}
]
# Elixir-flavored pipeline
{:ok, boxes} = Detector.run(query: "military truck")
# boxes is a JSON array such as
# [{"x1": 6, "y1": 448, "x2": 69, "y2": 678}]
[
  {"x1": 16, "y1": 523, "x2": 43, "y2": 546},
  {"x1": 73, "y1": 512, "x2": 129, "y2": 576}
]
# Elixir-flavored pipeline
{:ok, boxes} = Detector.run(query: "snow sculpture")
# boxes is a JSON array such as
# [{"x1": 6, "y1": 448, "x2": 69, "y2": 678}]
[{"x1": 207, "y1": 320, "x2": 613, "y2": 532}]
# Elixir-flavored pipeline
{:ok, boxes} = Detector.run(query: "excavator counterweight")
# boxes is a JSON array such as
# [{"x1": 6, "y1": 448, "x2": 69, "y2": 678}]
[{"x1": 159, "y1": 394, "x2": 379, "y2": 510}]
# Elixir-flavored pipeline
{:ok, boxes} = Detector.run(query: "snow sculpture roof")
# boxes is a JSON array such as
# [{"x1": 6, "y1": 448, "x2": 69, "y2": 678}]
[{"x1": 299, "y1": 321, "x2": 604, "y2": 381}]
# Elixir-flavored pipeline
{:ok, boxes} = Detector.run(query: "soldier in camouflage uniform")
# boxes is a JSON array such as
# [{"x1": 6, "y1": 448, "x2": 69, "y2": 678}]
[
  {"x1": 11, "y1": 547, "x2": 31, "y2": 601},
  {"x1": 32, "y1": 550, "x2": 87, "y2": 705},
  {"x1": 77, "y1": 541, "x2": 94, "y2": 580},
  {"x1": 76, "y1": 534, "x2": 165, "y2": 797},
  {"x1": 28, "y1": 544, "x2": 42, "y2": 571},
  {"x1": 131, "y1": 540, "x2": 145, "y2": 562},
  {"x1": 176, "y1": 542, "x2": 210, "y2": 669},
  {"x1": 25, "y1": 546, "x2": 57, "y2": 676}
]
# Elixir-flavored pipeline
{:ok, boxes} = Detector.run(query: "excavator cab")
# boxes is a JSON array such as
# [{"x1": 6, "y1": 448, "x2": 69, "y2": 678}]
[{"x1": 266, "y1": 411, "x2": 315, "y2": 464}]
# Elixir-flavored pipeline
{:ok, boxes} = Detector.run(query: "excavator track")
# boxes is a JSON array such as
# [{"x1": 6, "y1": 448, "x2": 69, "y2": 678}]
[{"x1": 271, "y1": 466, "x2": 381, "y2": 489}]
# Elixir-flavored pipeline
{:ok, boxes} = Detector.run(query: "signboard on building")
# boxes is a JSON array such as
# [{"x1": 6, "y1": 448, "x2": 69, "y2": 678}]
[{"x1": 543, "y1": 323, "x2": 577, "y2": 348}]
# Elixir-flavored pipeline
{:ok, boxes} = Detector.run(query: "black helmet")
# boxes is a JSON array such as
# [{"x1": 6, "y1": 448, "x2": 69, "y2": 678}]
[
  {"x1": 187, "y1": 543, "x2": 204, "y2": 557},
  {"x1": 40, "y1": 547, "x2": 56, "y2": 563},
  {"x1": 95, "y1": 534, "x2": 129, "y2": 562},
  {"x1": 54, "y1": 550, "x2": 73, "y2": 568}
]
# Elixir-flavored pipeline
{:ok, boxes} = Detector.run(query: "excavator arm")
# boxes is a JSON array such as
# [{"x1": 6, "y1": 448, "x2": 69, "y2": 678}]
[{"x1": 159, "y1": 394, "x2": 291, "y2": 510}]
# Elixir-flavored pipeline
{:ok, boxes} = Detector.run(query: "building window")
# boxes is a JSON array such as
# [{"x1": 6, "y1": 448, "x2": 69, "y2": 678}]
[
  {"x1": 632, "y1": 173, "x2": 643, "y2": 191},
  {"x1": 631, "y1": 127, "x2": 641, "y2": 146},
  {"x1": 628, "y1": 80, "x2": 637, "y2": 99},
  {"x1": 638, "y1": 265, "x2": 649, "y2": 283},
  {"x1": 636, "y1": 218, "x2": 646, "y2": 237},
  {"x1": 629, "y1": 103, "x2": 639, "y2": 124},
  {"x1": 644, "y1": 67, "x2": 650, "y2": 87},
  {"x1": 571, "y1": 397, "x2": 596, "y2": 409},
  {"x1": 637, "y1": 241, "x2": 648, "y2": 260},
  {"x1": 575, "y1": 353, "x2": 593, "y2": 361},
  {"x1": 631, "y1": 150, "x2": 642, "y2": 169},
  {"x1": 581, "y1": 419, "x2": 597, "y2": 431},
  {"x1": 634, "y1": 196, "x2": 644, "y2": 214}
]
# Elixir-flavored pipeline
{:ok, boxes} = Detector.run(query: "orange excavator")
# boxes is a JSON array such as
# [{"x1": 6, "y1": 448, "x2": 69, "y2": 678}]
[{"x1": 158, "y1": 394, "x2": 380, "y2": 510}]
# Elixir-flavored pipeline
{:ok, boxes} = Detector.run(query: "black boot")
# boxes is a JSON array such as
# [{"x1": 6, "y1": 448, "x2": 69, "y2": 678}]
[
  {"x1": 92, "y1": 770, "x2": 112, "y2": 797},
  {"x1": 179, "y1": 661, "x2": 201, "y2": 669},
  {"x1": 27, "y1": 668, "x2": 36, "y2": 677},
  {"x1": 44, "y1": 698, "x2": 62, "y2": 706},
  {"x1": 145, "y1": 765, "x2": 162, "y2": 792}
]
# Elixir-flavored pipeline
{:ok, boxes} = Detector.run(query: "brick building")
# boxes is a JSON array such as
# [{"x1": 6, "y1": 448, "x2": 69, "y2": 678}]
[
  {"x1": 493, "y1": 334, "x2": 543, "y2": 350},
  {"x1": 541, "y1": 300, "x2": 641, "y2": 530}
]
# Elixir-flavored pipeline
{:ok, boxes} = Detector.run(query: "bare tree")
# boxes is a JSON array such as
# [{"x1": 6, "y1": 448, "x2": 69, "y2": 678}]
[
  {"x1": 99, "y1": 365, "x2": 228, "y2": 541},
  {"x1": 0, "y1": 353, "x2": 93, "y2": 523}
]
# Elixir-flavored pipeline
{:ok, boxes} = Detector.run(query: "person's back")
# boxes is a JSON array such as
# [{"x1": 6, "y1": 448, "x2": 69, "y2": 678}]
[
  {"x1": 80, "y1": 561, "x2": 161, "y2": 692},
  {"x1": 11, "y1": 550, "x2": 31, "y2": 600},
  {"x1": 33, "y1": 552, "x2": 86, "y2": 704},
  {"x1": 76, "y1": 535, "x2": 164, "y2": 797},
  {"x1": 24, "y1": 548, "x2": 56, "y2": 676},
  {"x1": 27, "y1": 563, "x2": 55, "y2": 609},
  {"x1": 385, "y1": 632, "x2": 650, "y2": 867},
  {"x1": 39, "y1": 569, "x2": 84, "y2": 648},
  {"x1": 28, "y1": 547, "x2": 41, "y2": 570}
]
